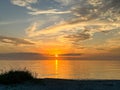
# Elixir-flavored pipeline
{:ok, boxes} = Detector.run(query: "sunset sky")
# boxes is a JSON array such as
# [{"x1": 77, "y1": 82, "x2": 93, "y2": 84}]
[{"x1": 0, "y1": 0, "x2": 120, "y2": 60}]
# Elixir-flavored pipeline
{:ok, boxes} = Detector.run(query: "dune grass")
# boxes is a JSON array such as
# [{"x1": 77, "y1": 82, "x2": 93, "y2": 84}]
[{"x1": 0, "y1": 70, "x2": 34, "y2": 85}]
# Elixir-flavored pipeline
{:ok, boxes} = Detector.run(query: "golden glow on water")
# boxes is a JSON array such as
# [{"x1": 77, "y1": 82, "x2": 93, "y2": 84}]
[
  {"x1": 31, "y1": 60, "x2": 120, "y2": 79},
  {"x1": 55, "y1": 59, "x2": 58, "y2": 78},
  {"x1": 0, "y1": 60, "x2": 120, "y2": 79}
]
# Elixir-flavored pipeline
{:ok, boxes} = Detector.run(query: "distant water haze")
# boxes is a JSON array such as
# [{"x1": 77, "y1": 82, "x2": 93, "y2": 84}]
[{"x1": 0, "y1": 52, "x2": 119, "y2": 60}]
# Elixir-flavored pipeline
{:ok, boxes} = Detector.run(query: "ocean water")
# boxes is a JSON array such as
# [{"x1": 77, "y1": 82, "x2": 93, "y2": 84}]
[{"x1": 0, "y1": 60, "x2": 120, "y2": 80}]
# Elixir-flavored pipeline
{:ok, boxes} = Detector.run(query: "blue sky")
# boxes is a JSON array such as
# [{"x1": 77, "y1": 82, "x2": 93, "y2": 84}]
[{"x1": 0, "y1": 0, "x2": 120, "y2": 60}]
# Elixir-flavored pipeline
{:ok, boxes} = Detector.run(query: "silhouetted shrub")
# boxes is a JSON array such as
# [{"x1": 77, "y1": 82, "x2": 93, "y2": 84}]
[{"x1": 0, "y1": 70, "x2": 34, "y2": 85}]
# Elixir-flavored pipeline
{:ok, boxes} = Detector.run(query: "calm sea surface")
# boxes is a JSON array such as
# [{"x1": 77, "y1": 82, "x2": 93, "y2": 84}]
[{"x1": 0, "y1": 60, "x2": 120, "y2": 80}]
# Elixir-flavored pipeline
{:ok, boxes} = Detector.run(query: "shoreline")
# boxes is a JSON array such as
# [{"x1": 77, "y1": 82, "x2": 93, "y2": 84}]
[{"x1": 0, "y1": 78, "x2": 120, "y2": 90}]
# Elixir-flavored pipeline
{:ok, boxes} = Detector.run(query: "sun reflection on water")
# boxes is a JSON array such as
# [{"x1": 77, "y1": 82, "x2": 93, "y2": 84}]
[{"x1": 55, "y1": 59, "x2": 58, "y2": 78}]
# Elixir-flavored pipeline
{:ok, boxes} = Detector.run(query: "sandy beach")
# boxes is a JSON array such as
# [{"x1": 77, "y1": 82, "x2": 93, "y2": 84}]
[{"x1": 0, "y1": 78, "x2": 120, "y2": 90}]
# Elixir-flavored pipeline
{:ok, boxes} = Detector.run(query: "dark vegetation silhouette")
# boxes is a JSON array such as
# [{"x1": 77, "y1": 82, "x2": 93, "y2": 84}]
[{"x1": 0, "y1": 70, "x2": 34, "y2": 85}]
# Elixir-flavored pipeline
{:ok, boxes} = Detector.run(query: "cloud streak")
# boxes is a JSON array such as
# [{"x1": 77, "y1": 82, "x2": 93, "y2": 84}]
[
  {"x1": 10, "y1": 0, "x2": 70, "y2": 15},
  {"x1": 0, "y1": 52, "x2": 48, "y2": 60},
  {"x1": 59, "y1": 53, "x2": 82, "y2": 56},
  {"x1": 25, "y1": 0, "x2": 120, "y2": 46},
  {"x1": 10, "y1": 0, "x2": 38, "y2": 11},
  {"x1": 0, "y1": 35, "x2": 34, "y2": 46},
  {"x1": 64, "y1": 32, "x2": 91, "y2": 42},
  {"x1": 11, "y1": 0, "x2": 38, "y2": 7},
  {"x1": 28, "y1": 9, "x2": 70, "y2": 15}
]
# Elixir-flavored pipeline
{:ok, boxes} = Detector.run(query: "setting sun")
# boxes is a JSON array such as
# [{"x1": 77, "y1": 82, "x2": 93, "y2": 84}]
[{"x1": 55, "y1": 54, "x2": 58, "y2": 57}]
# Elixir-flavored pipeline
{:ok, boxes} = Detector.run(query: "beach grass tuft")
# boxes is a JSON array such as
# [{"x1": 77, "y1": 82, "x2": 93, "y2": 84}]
[{"x1": 0, "y1": 70, "x2": 34, "y2": 85}]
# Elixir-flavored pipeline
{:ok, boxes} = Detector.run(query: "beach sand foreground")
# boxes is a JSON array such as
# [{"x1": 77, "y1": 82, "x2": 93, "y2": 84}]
[{"x1": 0, "y1": 78, "x2": 120, "y2": 90}]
